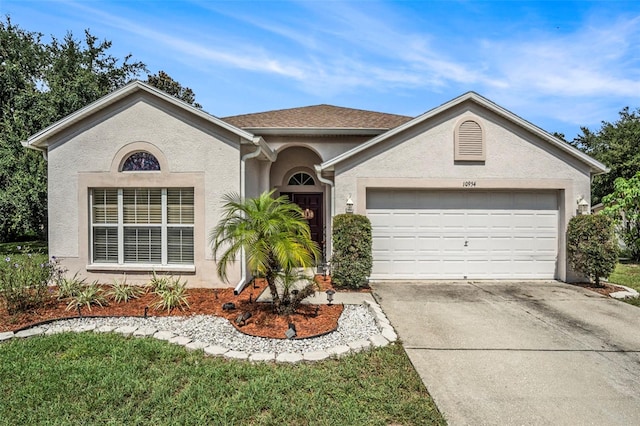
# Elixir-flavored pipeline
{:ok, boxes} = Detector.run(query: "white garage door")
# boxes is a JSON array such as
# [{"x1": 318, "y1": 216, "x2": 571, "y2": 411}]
[{"x1": 367, "y1": 190, "x2": 559, "y2": 280}]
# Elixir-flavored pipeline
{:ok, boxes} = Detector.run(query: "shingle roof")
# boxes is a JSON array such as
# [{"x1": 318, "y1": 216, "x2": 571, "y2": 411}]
[{"x1": 221, "y1": 104, "x2": 413, "y2": 130}]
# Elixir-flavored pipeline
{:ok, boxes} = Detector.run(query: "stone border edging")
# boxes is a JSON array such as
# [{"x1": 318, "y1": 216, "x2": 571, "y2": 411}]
[
  {"x1": 609, "y1": 284, "x2": 640, "y2": 300},
  {"x1": 0, "y1": 301, "x2": 398, "y2": 363}
]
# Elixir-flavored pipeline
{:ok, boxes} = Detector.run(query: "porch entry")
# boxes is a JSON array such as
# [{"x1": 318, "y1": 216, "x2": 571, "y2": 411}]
[{"x1": 281, "y1": 192, "x2": 324, "y2": 250}]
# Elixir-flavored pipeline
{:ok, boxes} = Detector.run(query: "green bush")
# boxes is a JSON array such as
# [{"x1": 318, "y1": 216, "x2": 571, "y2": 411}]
[
  {"x1": 0, "y1": 247, "x2": 56, "y2": 314},
  {"x1": 331, "y1": 214, "x2": 372, "y2": 289},
  {"x1": 567, "y1": 214, "x2": 618, "y2": 286},
  {"x1": 602, "y1": 172, "x2": 640, "y2": 261}
]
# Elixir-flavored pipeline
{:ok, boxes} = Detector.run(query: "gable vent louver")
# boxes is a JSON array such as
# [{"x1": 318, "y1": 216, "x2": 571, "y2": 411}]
[{"x1": 455, "y1": 120, "x2": 485, "y2": 161}]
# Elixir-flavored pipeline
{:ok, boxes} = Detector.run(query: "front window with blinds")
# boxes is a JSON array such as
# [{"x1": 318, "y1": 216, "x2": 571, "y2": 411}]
[{"x1": 91, "y1": 188, "x2": 194, "y2": 266}]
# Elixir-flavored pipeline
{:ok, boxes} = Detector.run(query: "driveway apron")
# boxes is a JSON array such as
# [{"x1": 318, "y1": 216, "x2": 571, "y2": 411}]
[{"x1": 372, "y1": 281, "x2": 640, "y2": 425}]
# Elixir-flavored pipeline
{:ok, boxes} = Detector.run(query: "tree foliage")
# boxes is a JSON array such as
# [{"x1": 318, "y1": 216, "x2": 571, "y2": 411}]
[
  {"x1": 566, "y1": 214, "x2": 618, "y2": 286},
  {"x1": 602, "y1": 172, "x2": 640, "y2": 261},
  {"x1": 146, "y1": 70, "x2": 202, "y2": 108},
  {"x1": 331, "y1": 214, "x2": 372, "y2": 289},
  {"x1": 570, "y1": 107, "x2": 640, "y2": 204},
  {"x1": 0, "y1": 17, "x2": 147, "y2": 241},
  {"x1": 210, "y1": 190, "x2": 320, "y2": 315}
]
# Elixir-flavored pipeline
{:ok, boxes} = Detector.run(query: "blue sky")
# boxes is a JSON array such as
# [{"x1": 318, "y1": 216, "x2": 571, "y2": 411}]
[{"x1": 3, "y1": 0, "x2": 640, "y2": 140}]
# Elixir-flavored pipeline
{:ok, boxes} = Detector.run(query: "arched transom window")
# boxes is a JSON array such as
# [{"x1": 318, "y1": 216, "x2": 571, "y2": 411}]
[
  {"x1": 288, "y1": 172, "x2": 315, "y2": 186},
  {"x1": 121, "y1": 151, "x2": 161, "y2": 171}
]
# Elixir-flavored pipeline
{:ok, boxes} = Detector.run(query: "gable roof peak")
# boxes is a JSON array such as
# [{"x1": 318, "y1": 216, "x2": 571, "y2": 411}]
[{"x1": 23, "y1": 80, "x2": 258, "y2": 150}]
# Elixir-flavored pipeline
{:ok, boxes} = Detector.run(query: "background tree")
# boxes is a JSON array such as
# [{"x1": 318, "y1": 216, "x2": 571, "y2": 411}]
[
  {"x1": 146, "y1": 70, "x2": 202, "y2": 108},
  {"x1": 210, "y1": 191, "x2": 320, "y2": 315},
  {"x1": 570, "y1": 107, "x2": 640, "y2": 204},
  {"x1": 602, "y1": 172, "x2": 640, "y2": 261},
  {"x1": 0, "y1": 17, "x2": 148, "y2": 242}
]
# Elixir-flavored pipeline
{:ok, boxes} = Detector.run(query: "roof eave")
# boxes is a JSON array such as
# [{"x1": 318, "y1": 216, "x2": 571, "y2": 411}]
[
  {"x1": 23, "y1": 81, "x2": 256, "y2": 150},
  {"x1": 319, "y1": 92, "x2": 608, "y2": 174},
  {"x1": 238, "y1": 127, "x2": 389, "y2": 136}
]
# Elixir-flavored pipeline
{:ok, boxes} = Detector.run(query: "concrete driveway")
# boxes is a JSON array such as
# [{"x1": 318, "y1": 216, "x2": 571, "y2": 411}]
[{"x1": 372, "y1": 281, "x2": 640, "y2": 425}]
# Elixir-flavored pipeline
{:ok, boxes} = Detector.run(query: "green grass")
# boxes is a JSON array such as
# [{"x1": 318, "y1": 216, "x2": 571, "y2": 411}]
[
  {"x1": 0, "y1": 333, "x2": 445, "y2": 426},
  {"x1": 0, "y1": 240, "x2": 47, "y2": 256},
  {"x1": 608, "y1": 262, "x2": 640, "y2": 306}
]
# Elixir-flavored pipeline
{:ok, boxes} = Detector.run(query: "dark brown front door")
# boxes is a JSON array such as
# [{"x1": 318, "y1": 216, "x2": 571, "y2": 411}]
[{"x1": 281, "y1": 192, "x2": 324, "y2": 251}]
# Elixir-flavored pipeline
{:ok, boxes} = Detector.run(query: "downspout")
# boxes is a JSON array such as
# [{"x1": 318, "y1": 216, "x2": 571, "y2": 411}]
[
  {"x1": 234, "y1": 144, "x2": 264, "y2": 295},
  {"x1": 314, "y1": 165, "x2": 335, "y2": 260}
]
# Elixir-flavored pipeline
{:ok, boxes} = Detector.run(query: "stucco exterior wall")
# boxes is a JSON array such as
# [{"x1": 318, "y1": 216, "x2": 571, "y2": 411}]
[
  {"x1": 333, "y1": 102, "x2": 593, "y2": 282},
  {"x1": 265, "y1": 135, "x2": 369, "y2": 163},
  {"x1": 47, "y1": 93, "x2": 241, "y2": 287},
  {"x1": 269, "y1": 146, "x2": 323, "y2": 190}
]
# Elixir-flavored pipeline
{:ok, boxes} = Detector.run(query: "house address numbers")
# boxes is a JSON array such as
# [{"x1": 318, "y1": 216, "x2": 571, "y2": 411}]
[{"x1": 462, "y1": 181, "x2": 477, "y2": 187}]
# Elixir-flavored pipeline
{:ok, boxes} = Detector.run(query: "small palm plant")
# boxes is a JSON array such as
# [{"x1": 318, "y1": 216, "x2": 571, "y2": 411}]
[{"x1": 210, "y1": 190, "x2": 320, "y2": 315}]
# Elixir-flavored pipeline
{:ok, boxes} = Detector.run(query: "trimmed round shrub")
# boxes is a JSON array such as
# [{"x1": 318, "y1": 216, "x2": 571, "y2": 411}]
[
  {"x1": 567, "y1": 214, "x2": 618, "y2": 286},
  {"x1": 331, "y1": 214, "x2": 372, "y2": 289}
]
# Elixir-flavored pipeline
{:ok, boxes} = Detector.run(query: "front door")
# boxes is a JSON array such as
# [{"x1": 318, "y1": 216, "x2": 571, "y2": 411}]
[{"x1": 281, "y1": 192, "x2": 324, "y2": 251}]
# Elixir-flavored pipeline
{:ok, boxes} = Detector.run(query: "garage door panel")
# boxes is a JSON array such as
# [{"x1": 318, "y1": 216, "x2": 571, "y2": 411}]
[{"x1": 368, "y1": 190, "x2": 559, "y2": 280}]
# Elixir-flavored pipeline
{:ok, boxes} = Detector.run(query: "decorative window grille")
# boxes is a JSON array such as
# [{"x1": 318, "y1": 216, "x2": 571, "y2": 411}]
[
  {"x1": 288, "y1": 172, "x2": 315, "y2": 186},
  {"x1": 121, "y1": 152, "x2": 161, "y2": 171}
]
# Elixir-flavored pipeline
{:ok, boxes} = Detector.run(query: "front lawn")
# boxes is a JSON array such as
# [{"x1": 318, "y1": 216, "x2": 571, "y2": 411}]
[
  {"x1": 0, "y1": 240, "x2": 47, "y2": 255},
  {"x1": 608, "y1": 262, "x2": 640, "y2": 306},
  {"x1": 0, "y1": 333, "x2": 445, "y2": 425}
]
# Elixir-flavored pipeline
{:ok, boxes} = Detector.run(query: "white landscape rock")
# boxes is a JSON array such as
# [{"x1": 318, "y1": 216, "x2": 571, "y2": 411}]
[
  {"x1": 369, "y1": 334, "x2": 390, "y2": 347},
  {"x1": 204, "y1": 345, "x2": 229, "y2": 356},
  {"x1": 327, "y1": 345, "x2": 351, "y2": 358},
  {"x1": 2, "y1": 303, "x2": 385, "y2": 363},
  {"x1": 0, "y1": 331, "x2": 14, "y2": 341},
  {"x1": 185, "y1": 340, "x2": 208, "y2": 351},
  {"x1": 276, "y1": 352, "x2": 303, "y2": 364},
  {"x1": 303, "y1": 350, "x2": 330, "y2": 362},
  {"x1": 381, "y1": 326, "x2": 398, "y2": 342},
  {"x1": 15, "y1": 327, "x2": 45, "y2": 338},
  {"x1": 114, "y1": 325, "x2": 138, "y2": 336},
  {"x1": 133, "y1": 327, "x2": 157, "y2": 337},
  {"x1": 224, "y1": 350, "x2": 249, "y2": 361},
  {"x1": 153, "y1": 330, "x2": 175, "y2": 341},
  {"x1": 249, "y1": 352, "x2": 276, "y2": 362},
  {"x1": 168, "y1": 335, "x2": 192, "y2": 346}
]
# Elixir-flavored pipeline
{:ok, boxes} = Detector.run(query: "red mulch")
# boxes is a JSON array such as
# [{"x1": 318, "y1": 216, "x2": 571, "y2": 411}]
[
  {"x1": 0, "y1": 277, "x2": 343, "y2": 339},
  {"x1": 570, "y1": 281, "x2": 628, "y2": 296}
]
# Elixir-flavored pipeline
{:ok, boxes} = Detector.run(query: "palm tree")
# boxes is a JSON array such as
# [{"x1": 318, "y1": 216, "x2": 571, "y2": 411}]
[{"x1": 210, "y1": 190, "x2": 320, "y2": 315}]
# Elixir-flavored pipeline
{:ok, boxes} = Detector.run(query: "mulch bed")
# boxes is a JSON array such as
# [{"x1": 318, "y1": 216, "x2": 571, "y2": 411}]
[
  {"x1": 0, "y1": 277, "x2": 344, "y2": 339},
  {"x1": 569, "y1": 281, "x2": 629, "y2": 296}
]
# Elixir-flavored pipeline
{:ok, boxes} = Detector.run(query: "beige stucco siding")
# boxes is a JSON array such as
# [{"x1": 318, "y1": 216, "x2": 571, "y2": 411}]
[
  {"x1": 270, "y1": 146, "x2": 323, "y2": 189},
  {"x1": 266, "y1": 135, "x2": 369, "y2": 163},
  {"x1": 333, "y1": 103, "x2": 592, "y2": 281},
  {"x1": 47, "y1": 94, "x2": 241, "y2": 287},
  {"x1": 334, "y1": 104, "x2": 591, "y2": 211}
]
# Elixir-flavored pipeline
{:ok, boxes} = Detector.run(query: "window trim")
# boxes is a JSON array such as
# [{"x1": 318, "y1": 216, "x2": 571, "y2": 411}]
[{"x1": 89, "y1": 187, "x2": 195, "y2": 272}]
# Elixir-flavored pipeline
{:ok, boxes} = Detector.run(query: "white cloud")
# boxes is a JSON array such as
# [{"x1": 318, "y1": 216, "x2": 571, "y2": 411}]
[{"x1": 48, "y1": 0, "x2": 640, "y2": 132}]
